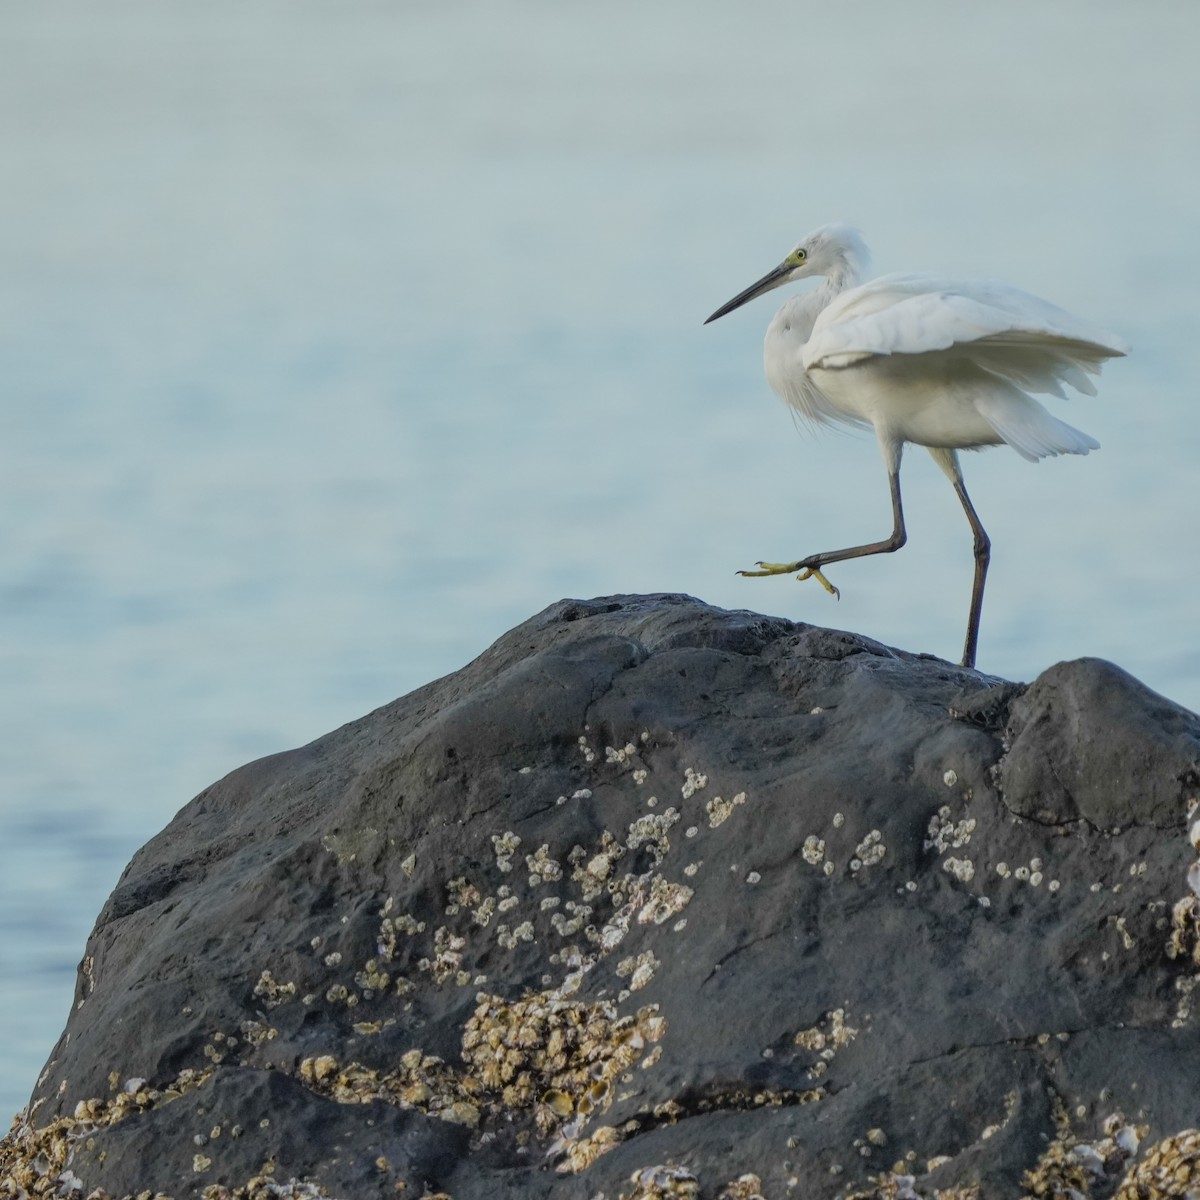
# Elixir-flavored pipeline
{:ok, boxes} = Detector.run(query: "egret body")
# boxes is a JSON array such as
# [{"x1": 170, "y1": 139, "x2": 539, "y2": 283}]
[{"x1": 704, "y1": 224, "x2": 1127, "y2": 669}]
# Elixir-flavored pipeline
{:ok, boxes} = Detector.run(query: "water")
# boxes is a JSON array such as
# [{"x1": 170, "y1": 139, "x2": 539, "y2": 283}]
[{"x1": 1, "y1": 1, "x2": 1197, "y2": 1119}]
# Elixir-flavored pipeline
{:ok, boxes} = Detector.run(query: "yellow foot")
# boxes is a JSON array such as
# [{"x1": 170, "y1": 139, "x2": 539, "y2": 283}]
[
  {"x1": 737, "y1": 560, "x2": 802, "y2": 577},
  {"x1": 736, "y1": 561, "x2": 840, "y2": 599},
  {"x1": 797, "y1": 567, "x2": 840, "y2": 598}
]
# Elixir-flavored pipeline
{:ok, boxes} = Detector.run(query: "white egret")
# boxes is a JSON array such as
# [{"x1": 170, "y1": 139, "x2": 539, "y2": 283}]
[{"x1": 704, "y1": 224, "x2": 1127, "y2": 669}]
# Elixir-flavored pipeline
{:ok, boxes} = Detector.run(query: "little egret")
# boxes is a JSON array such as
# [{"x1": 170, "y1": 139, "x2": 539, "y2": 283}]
[{"x1": 704, "y1": 224, "x2": 1127, "y2": 669}]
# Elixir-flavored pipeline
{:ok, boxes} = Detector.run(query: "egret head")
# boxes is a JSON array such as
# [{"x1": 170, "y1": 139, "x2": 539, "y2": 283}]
[
  {"x1": 704, "y1": 223, "x2": 870, "y2": 324},
  {"x1": 789, "y1": 223, "x2": 870, "y2": 285}
]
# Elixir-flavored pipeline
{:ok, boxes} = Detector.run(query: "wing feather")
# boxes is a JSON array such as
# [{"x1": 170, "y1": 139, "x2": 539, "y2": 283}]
[
  {"x1": 973, "y1": 389, "x2": 1101, "y2": 462},
  {"x1": 803, "y1": 273, "x2": 1128, "y2": 400}
]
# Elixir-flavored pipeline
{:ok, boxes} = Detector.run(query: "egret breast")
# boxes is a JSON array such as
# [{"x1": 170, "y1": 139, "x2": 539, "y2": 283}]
[
  {"x1": 763, "y1": 300, "x2": 863, "y2": 430},
  {"x1": 809, "y1": 352, "x2": 1006, "y2": 450}
]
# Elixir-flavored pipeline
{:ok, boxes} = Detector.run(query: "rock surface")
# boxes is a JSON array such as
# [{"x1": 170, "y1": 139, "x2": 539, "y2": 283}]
[{"x1": 4, "y1": 593, "x2": 1200, "y2": 1200}]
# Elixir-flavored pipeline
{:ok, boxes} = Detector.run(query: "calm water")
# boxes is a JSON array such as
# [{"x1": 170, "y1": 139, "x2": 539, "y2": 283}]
[{"x1": 2, "y1": 1, "x2": 1198, "y2": 1118}]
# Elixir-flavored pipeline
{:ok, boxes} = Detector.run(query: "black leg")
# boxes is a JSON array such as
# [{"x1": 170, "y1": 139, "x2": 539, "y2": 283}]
[
  {"x1": 738, "y1": 466, "x2": 908, "y2": 582},
  {"x1": 799, "y1": 466, "x2": 908, "y2": 569},
  {"x1": 951, "y1": 476, "x2": 991, "y2": 669}
]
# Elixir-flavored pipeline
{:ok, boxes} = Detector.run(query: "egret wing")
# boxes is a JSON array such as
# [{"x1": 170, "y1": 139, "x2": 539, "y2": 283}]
[{"x1": 803, "y1": 274, "x2": 1127, "y2": 398}]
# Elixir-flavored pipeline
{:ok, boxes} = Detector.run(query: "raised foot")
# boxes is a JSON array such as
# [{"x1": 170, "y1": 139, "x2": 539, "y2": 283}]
[{"x1": 736, "y1": 561, "x2": 840, "y2": 599}]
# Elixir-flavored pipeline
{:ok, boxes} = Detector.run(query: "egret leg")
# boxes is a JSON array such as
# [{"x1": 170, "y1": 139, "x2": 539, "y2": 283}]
[
  {"x1": 928, "y1": 448, "x2": 990, "y2": 670},
  {"x1": 951, "y1": 478, "x2": 990, "y2": 670},
  {"x1": 739, "y1": 463, "x2": 908, "y2": 593}
]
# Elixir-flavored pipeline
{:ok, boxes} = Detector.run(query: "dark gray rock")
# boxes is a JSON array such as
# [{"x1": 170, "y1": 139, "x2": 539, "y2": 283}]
[
  {"x1": 999, "y1": 658, "x2": 1200, "y2": 830},
  {"x1": 4, "y1": 594, "x2": 1200, "y2": 1200}
]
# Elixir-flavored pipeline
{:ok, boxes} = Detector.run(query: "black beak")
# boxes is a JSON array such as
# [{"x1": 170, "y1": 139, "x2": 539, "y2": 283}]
[{"x1": 704, "y1": 261, "x2": 793, "y2": 324}]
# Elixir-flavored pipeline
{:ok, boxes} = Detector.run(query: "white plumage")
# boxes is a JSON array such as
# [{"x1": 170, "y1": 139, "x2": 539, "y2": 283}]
[{"x1": 704, "y1": 223, "x2": 1127, "y2": 668}]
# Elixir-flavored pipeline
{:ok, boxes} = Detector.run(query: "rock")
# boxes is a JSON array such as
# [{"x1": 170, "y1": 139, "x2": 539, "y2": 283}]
[
  {"x1": 3, "y1": 593, "x2": 1200, "y2": 1200},
  {"x1": 999, "y1": 658, "x2": 1200, "y2": 830}
]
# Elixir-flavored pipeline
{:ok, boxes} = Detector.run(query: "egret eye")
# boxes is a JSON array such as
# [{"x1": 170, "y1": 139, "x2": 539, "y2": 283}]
[{"x1": 792, "y1": 248, "x2": 807, "y2": 264}]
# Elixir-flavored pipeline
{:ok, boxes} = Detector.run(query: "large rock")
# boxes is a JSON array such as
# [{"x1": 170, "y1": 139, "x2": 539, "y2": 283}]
[{"x1": 4, "y1": 594, "x2": 1200, "y2": 1200}]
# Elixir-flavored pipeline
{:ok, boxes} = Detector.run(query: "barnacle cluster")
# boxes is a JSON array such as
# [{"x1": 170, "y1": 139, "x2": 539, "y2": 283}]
[
  {"x1": 259, "y1": 988, "x2": 664, "y2": 1156},
  {"x1": 636, "y1": 876, "x2": 694, "y2": 927},
  {"x1": 296, "y1": 1048, "x2": 477, "y2": 1125},
  {"x1": 1113, "y1": 1128, "x2": 1200, "y2": 1199},
  {"x1": 627, "y1": 809, "x2": 682, "y2": 865},
  {"x1": 718, "y1": 1173, "x2": 766, "y2": 1200},
  {"x1": 802, "y1": 834, "x2": 826, "y2": 866},
  {"x1": 1022, "y1": 1136, "x2": 1094, "y2": 1199},
  {"x1": 376, "y1": 898, "x2": 425, "y2": 966},
  {"x1": 251, "y1": 970, "x2": 297, "y2": 1009},
  {"x1": 525, "y1": 843, "x2": 563, "y2": 885},
  {"x1": 993, "y1": 857, "x2": 1058, "y2": 892},
  {"x1": 845, "y1": 1111, "x2": 1147, "y2": 1200},
  {"x1": 800, "y1": 809, "x2": 894, "y2": 881},
  {"x1": 1166, "y1": 816, "x2": 1200, "y2": 969},
  {"x1": 925, "y1": 806, "x2": 976, "y2": 855},
  {"x1": 846, "y1": 1175, "x2": 980, "y2": 1200},
  {"x1": 556, "y1": 1123, "x2": 624, "y2": 1174},
  {"x1": 942, "y1": 857, "x2": 975, "y2": 884},
  {"x1": 462, "y1": 990, "x2": 665, "y2": 1142},
  {"x1": 442, "y1": 879, "x2": 479, "y2": 917},
  {"x1": 490, "y1": 831, "x2": 521, "y2": 873},
  {"x1": 1165, "y1": 808, "x2": 1200, "y2": 1032},
  {"x1": 416, "y1": 926, "x2": 466, "y2": 985},
  {"x1": 925, "y1": 804, "x2": 980, "y2": 889},
  {"x1": 793, "y1": 1007, "x2": 857, "y2": 1081},
  {"x1": 792, "y1": 1003, "x2": 859, "y2": 1051},
  {"x1": 623, "y1": 1163, "x2": 700, "y2": 1199},
  {"x1": 849, "y1": 1178, "x2": 981, "y2": 1200},
  {"x1": 201, "y1": 1177, "x2": 330, "y2": 1199},
  {"x1": 619, "y1": 1167, "x2": 768, "y2": 1200},
  {"x1": 0, "y1": 1068, "x2": 213, "y2": 1197},
  {"x1": 705, "y1": 792, "x2": 746, "y2": 828},
  {"x1": 1020, "y1": 1110, "x2": 1145, "y2": 1199},
  {"x1": 851, "y1": 829, "x2": 887, "y2": 874},
  {"x1": 616, "y1": 950, "x2": 660, "y2": 994},
  {"x1": 570, "y1": 832, "x2": 625, "y2": 902}
]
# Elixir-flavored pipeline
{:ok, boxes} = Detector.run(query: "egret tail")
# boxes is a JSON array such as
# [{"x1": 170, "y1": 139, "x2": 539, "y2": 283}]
[{"x1": 973, "y1": 390, "x2": 1100, "y2": 463}]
